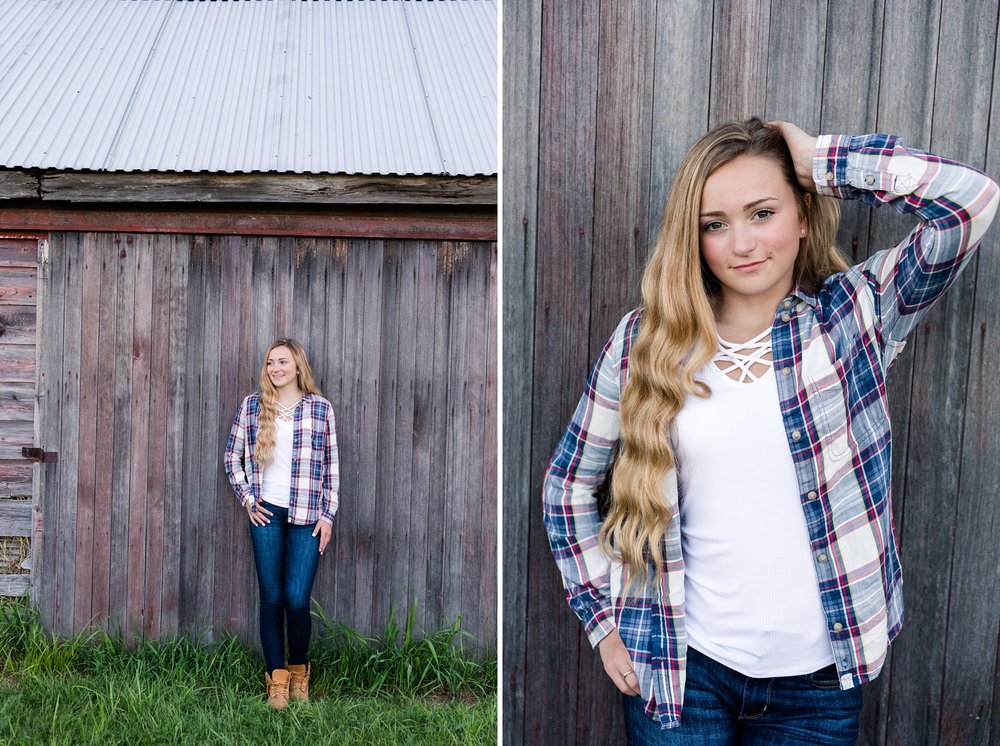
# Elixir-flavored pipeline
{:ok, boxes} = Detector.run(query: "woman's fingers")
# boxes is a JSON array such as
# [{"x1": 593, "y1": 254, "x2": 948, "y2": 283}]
[
  {"x1": 769, "y1": 120, "x2": 818, "y2": 192},
  {"x1": 597, "y1": 629, "x2": 642, "y2": 696}
]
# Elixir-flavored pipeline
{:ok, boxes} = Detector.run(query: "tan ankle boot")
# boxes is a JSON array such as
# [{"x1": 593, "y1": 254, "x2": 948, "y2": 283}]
[
  {"x1": 265, "y1": 669, "x2": 290, "y2": 710},
  {"x1": 287, "y1": 662, "x2": 310, "y2": 702}
]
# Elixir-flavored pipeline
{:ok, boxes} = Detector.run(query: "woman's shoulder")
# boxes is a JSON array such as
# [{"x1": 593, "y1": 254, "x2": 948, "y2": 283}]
[{"x1": 303, "y1": 392, "x2": 335, "y2": 411}]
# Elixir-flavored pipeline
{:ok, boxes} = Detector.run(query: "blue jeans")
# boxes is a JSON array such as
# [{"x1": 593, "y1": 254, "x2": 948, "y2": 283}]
[
  {"x1": 624, "y1": 647, "x2": 863, "y2": 745},
  {"x1": 249, "y1": 501, "x2": 321, "y2": 675}
]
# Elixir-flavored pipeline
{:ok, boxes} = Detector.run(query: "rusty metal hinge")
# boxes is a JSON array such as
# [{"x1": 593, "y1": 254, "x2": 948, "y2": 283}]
[{"x1": 22, "y1": 447, "x2": 57, "y2": 463}]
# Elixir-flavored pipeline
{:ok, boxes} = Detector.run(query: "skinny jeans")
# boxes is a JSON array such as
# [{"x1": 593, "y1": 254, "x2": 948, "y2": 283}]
[
  {"x1": 624, "y1": 647, "x2": 863, "y2": 745},
  {"x1": 249, "y1": 500, "x2": 321, "y2": 674}
]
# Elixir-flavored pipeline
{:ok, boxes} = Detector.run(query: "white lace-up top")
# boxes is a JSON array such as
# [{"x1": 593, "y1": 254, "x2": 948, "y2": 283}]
[{"x1": 672, "y1": 329, "x2": 834, "y2": 677}]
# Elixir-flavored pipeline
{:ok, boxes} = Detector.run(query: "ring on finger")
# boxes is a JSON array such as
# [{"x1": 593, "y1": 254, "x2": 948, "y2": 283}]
[{"x1": 622, "y1": 670, "x2": 635, "y2": 681}]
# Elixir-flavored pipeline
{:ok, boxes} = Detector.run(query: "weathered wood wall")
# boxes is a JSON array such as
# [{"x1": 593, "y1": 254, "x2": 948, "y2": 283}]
[
  {"x1": 33, "y1": 230, "x2": 497, "y2": 652},
  {"x1": 503, "y1": 1, "x2": 1000, "y2": 744},
  {"x1": 0, "y1": 237, "x2": 39, "y2": 597}
]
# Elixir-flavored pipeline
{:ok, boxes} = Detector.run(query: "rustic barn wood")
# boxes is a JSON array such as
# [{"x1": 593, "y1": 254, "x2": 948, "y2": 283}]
[
  {"x1": 500, "y1": 2, "x2": 541, "y2": 741},
  {"x1": 504, "y1": 2, "x2": 1000, "y2": 744},
  {"x1": 0, "y1": 574, "x2": 28, "y2": 596},
  {"x1": 0, "y1": 499, "x2": 31, "y2": 536},
  {"x1": 0, "y1": 172, "x2": 36, "y2": 200},
  {"x1": 32, "y1": 172, "x2": 496, "y2": 205},
  {"x1": 33, "y1": 230, "x2": 496, "y2": 653},
  {"x1": 0, "y1": 208, "x2": 495, "y2": 242}
]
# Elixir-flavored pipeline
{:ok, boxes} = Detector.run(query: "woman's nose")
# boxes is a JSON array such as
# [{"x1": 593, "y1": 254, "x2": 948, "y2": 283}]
[{"x1": 731, "y1": 226, "x2": 756, "y2": 256}]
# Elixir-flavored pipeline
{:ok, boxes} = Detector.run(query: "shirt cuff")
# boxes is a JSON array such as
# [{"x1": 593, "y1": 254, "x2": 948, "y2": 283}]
[
  {"x1": 812, "y1": 134, "x2": 851, "y2": 197},
  {"x1": 583, "y1": 600, "x2": 617, "y2": 649}
]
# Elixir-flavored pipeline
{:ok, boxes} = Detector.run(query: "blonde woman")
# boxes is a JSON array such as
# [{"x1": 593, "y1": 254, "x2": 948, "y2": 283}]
[
  {"x1": 224, "y1": 339, "x2": 339, "y2": 710},
  {"x1": 543, "y1": 119, "x2": 998, "y2": 742}
]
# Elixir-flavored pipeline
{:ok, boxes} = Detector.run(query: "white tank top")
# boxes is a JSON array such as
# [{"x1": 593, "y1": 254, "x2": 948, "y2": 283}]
[
  {"x1": 672, "y1": 329, "x2": 834, "y2": 677},
  {"x1": 260, "y1": 416, "x2": 293, "y2": 508}
]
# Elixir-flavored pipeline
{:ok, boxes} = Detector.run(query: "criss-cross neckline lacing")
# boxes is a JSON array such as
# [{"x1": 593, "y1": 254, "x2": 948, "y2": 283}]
[
  {"x1": 715, "y1": 327, "x2": 773, "y2": 383},
  {"x1": 276, "y1": 399, "x2": 301, "y2": 422}
]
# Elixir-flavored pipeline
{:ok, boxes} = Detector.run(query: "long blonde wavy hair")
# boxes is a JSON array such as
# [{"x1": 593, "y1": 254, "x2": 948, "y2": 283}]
[
  {"x1": 599, "y1": 118, "x2": 849, "y2": 585},
  {"x1": 253, "y1": 338, "x2": 321, "y2": 467}
]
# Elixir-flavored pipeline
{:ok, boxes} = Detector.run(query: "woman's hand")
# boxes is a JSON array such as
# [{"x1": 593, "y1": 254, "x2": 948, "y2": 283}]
[
  {"x1": 770, "y1": 120, "x2": 818, "y2": 193},
  {"x1": 245, "y1": 499, "x2": 272, "y2": 526},
  {"x1": 313, "y1": 519, "x2": 332, "y2": 555},
  {"x1": 598, "y1": 628, "x2": 641, "y2": 696}
]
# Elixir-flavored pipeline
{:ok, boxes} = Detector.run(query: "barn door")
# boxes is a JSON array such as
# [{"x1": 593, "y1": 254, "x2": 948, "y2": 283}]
[{"x1": 0, "y1": 235, "x2": 45, "y2": 599}]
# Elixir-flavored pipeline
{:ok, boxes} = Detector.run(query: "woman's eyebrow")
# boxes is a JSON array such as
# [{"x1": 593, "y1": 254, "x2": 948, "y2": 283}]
[{"x1": 699, "y1": 196, "x2": 779, "y2": 218}]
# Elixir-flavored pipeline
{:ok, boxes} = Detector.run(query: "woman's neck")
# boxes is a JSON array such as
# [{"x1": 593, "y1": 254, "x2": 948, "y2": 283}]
[
  {"x1": 274, "y1": 386, "x2": 304, "y2": 406},
  {"x1": 715, "y1": 289, "x2": 791, "y2": 342}
]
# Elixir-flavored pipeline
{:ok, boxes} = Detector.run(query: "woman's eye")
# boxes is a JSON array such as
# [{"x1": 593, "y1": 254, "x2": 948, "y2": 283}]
[
  {"x1": 752, "y1": 208, "x2": 775, "y2": 221},
  {"x1": 701, "y1": 221, "x2": 724, "y2": 232}
]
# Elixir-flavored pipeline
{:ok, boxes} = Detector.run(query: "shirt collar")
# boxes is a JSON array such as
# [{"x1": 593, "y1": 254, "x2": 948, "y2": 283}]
[{"x1": 790, "y1": 284, "x2": 819, "y2": 309}]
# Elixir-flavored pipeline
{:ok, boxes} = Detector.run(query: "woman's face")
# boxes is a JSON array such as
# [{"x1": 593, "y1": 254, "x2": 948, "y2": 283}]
[
  {"x1": 698, "y1": 154, "x2": 806, "y2": 313},
  {"x1": 266, "y1": 345, "x2": 298, "y2": 391}
]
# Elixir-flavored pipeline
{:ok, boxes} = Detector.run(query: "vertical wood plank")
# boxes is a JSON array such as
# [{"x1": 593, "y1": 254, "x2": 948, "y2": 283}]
[
  {"x1": 763, "y1": 0, "x2": 828, "y2": 132},
  {"x1": 501, "y1": 0, "x2": 542, "y2": 738},
  {"x1": 125, "y1": 235, "x2": 153, "y2": 638},
  {"x1": 481, "y1": 241, "x2": 498, "y2": 650},
  {"x1": 373, "y1": 240, "x2": 400, "y2": 635},
  {"x1": 589, "y1": 0, "x2": 656, "y2": 369},
  {"x1": 108, "y1": 234, "x2": 136, "y2": 636},
  {"x1": 142, "y1": 234, "x2": 172, "y2": 639},
  {"x1": 54, "y1": 233, "x2": 83, "y2": 635},
  {"x1": 646, "y1": 0, "x2": 713, "y2": 245},
  {"x1": 935, "y1": 4, "x2": 1000, "y2": 743},
  {"x1": 160, "y1": 235, "x2": 188, "y2": 638},
  {"x1": 196, "y1": 235, "x2": 223, "y2": 640},
  {"x1": 179, "y1": 235, "x2": 207, "y2": 636},
  {"x1": 90, "y1": 235, "x2": 119, "y2": 632},
  {"x1": 214, "y1": 235, "x2": 244, "y2": 636},
  {"x1": 71, "y1": 234, "x2": 101, "y2": 630},
  {"x1": 709, "y1": 0, "x2": 771, "y2": 125},
  {"x1": 528, "y1": 1, "x2": 601, "y2": 742},
  {"x1": 874, "y1": 5, "x2": 947, "y2": 745},
  {"x1": 356, "y1": 239, "x2": 382, "y2": 636},
  {"x1": 424, "y1": 241, "x2": 451, "y2": 632},
  {"x1": 36, "y1": 233, "x2": 67, "y2": 629},
  {"x1": 390, "y1": 241, "x2": 418, "y2": 629}
]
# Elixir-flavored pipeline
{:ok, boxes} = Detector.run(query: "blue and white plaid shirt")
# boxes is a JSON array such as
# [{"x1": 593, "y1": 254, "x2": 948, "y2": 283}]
[
  {"x1": 543, "y1": 134, "x2": 999, "y2": 728},
  {"x1": 225, "y1": 392, "x2": 340, "y2": 525}
]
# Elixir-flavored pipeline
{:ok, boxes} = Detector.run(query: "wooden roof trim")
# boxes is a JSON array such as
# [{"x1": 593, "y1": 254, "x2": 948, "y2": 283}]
[
  {"x1": 0, "y1": 170, "x2": 496, "y2": 205},
  {"x1": 0, "y1": 208, "x2": 496, "y2": 241}
]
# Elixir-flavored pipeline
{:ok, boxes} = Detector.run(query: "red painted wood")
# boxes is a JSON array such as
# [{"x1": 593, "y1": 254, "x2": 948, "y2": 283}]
[{"x1": 0, "y1": 208, "x2": 496, "y2": 241}]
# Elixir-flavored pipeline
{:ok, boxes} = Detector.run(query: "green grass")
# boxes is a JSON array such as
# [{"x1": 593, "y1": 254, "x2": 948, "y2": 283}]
[{"x1": 0, "y1": 597, "x2": 496, "y2": 745}]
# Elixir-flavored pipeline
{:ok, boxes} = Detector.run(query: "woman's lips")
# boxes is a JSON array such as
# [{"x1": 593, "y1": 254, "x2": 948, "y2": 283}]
[{"x1": 733, "y1": 259, "x2": 766, "y2": 273}]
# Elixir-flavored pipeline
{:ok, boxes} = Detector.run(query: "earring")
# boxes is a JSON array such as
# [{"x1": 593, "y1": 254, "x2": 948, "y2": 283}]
[{"x1": 800, "y1": 229, "x2": 807, "y2": 236}]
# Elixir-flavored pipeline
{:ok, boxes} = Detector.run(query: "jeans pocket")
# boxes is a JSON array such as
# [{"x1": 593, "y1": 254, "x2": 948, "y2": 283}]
[{"x1": 807, "y1": 665, "x2": 841, "y2": 690}]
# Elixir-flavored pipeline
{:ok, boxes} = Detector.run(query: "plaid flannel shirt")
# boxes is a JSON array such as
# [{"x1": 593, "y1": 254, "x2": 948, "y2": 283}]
[
  {"x1": 543, "y1": 134, "x2": 999, "y2": 728},
  {"x1": 224, "y1": 392, "x2": 340, "y2": 525}
]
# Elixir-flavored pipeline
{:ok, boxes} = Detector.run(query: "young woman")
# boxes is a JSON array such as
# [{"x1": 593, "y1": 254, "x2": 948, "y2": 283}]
[
  {"x1": 224, "y1": 338, "x2": 339, "y2": 710},
  {"x1": 543, "y1": 119, "x2": 998, "y2": 743}
]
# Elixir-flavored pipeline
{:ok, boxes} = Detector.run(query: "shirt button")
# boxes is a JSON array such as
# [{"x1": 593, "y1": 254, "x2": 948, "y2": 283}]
[
  {"x1": 865, "y1": 175, "x2": 875, "y2": 185},
  {"x1": 780, "y1": 313, "x2": 790, "y2": 322},
  {"x1": 825, "y1": 170, "x2": 834, "y2": 181},
  {"x1": 781, "y1": 367, "x2": 791, "y2": 376},
  {"x1": 782, "y1": 299, "x2": 792, "y2": 309},
  {"x1": 791, "y1": 430, "x2": 802, "y2": 441},
  {"x1": 807, "y1": 490, "x2": 818, "y2": 500},
  {"x1": 833, "y1": 622, "x2": 843, "y2": 632},
  {"x1": 818, "y1": 553, "x2": 828, "y2": 563}
]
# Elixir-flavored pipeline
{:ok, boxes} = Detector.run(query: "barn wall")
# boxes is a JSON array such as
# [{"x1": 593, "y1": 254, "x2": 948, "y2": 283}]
[
  {"x1": 503, "y1": 1, "x2": 1000, "y2": 744},
  {"x1": 34, "y1": 230, "x2": 497, "y2": 652}
]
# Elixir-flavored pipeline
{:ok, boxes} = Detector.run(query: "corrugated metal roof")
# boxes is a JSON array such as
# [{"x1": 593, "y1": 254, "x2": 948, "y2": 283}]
[{"x1": 0, "y1": 0, "x2": 497, "y2": 176}]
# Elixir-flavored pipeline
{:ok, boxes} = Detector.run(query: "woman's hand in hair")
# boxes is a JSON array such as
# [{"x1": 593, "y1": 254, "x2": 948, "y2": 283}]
[
  {"x1": 770, "y1": 120, "x2": 818, "y2": 193},
  {"x1": 246, "y1": 499, "x2": 272, "y2": 526},
  {"x1": 313, "y1": 519, "x2": 333, "y2": 555},
  {"x1": 598, "y1": 628, "x2": 642, "y2": 696}
]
